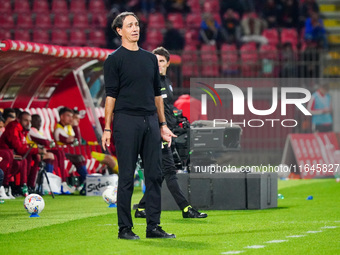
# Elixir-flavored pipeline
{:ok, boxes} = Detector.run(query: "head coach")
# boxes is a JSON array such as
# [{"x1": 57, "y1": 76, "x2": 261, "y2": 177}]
[{"x1": 101, "y1": 12, "x2": 176, "y2": 240}]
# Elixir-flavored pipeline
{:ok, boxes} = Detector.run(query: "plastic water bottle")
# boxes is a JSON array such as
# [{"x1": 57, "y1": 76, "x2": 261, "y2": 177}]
[
  {"x1": 22, "y1": 184, "x2": 28, "y2": 197},
  {"x1": 278, "y1": 193, "x2": 284, "y2": 199},
  {"x1": 0, "y1": 199, "x2": 4, "y2": 204}
]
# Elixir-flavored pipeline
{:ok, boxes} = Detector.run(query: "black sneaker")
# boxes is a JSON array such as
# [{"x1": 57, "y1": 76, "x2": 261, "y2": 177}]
[
  {"x1": 135, "y1": 209, "x2": 146, "y2": 218},
  {"x1": 28, "y1": 187, "x2": 35, "y2": 194},
  {"x1": 118, "y1": 227, "x2": 140, "y2": 240},
  {"x1": 146, "y1": 226, "x2": 176, "y2": 238},
  {"x1": 182, "y1": 206, "x2": 208, "y2": 218}
]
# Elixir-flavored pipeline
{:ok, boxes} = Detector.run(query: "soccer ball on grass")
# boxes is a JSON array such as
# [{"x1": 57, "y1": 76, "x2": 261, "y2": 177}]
[
  {"x1": 24, "y1": 194, "x2": 45, "y2": 216},
  {"x1": 102, "y1": 186, "x2": 117, "y2": 205}
]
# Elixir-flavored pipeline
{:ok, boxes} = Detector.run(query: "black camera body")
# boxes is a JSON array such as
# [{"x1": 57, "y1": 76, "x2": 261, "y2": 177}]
[{"x1": 190, "y1": 121, "x2": 241, "y2": 152}]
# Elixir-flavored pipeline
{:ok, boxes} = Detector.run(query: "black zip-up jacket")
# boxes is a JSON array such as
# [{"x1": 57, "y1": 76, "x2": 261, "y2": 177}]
[{"x1": 160, "y1": 75, "x2": 177, "y2": 129}]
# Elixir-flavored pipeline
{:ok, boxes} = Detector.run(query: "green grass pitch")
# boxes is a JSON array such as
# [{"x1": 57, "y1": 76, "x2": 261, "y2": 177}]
[{"x1": 0, "y1": 179, "x2": 339, "y2": 255}]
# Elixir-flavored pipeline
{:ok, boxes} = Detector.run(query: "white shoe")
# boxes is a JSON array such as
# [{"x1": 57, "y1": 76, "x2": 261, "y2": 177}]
[
  {"x1": 0, "y1": 186, "x2": 10, "y2": 199},
  {"x1": 61, "y1": 182, "x2": 75, "y2": 194},
  {"x1": 6, "y1": 186, "x2": 15, "y2": 199}
]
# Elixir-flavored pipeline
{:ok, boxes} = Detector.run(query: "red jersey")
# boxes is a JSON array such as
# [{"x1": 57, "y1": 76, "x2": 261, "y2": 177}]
[{"x1": 0, "y1": 120, "x2": 39, "y2": 156}]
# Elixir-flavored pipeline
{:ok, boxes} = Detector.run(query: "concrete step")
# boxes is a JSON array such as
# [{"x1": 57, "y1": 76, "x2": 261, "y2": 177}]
[
  {"x1": 323, "y1": 18, "x2": 340, "y2": 27},
  {"x1": 318, "y1": 0, "x2": 340, "y2": 5},
  {"x1": 320, "y1": 4, "x2": 340, "y2": 12},
  {"x1": 322, "y1": 12, "x2": 340, "y2": 19},
  {"x1": 328, "y1": 33, "x2": 340, "y2": 44}
]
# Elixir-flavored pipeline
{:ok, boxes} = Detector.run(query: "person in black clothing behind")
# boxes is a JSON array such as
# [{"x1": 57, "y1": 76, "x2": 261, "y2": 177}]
[
  {"x1": 102, "y1": 12, "x2": 176, "y2": 240},
  {"x1": 135, "y1": 47, "x2": 207, "y2": 219},
  {"x1": 163, "y1": 21, "x2": 184, "y2": 52}
]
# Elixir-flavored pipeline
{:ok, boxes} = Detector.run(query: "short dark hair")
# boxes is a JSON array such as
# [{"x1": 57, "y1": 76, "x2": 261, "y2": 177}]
[
  {"x1": 59, "y1": 107, "x2": 73, "y2": 116},
  {"x1": 111, "y1": 12, "x2": 139, "y2": 37},
  {"x1": 73, "y1": 107, "x2": 80, "y2": 115},
  {"x1": 14, "y1": 108, "x2": 22, "y2": 118},
  {"x1": 18, "y1": 111, "x2": 30, "y2": 120},
  {"x1": 31, "y1": 114, "x2": 41, "y2": 122},
  {"x1": 152, "y1": 47, "x2": 170, "y2": 62},
  {"x1": 3, "y1": 108, "x2": 16, "y2": 121}
]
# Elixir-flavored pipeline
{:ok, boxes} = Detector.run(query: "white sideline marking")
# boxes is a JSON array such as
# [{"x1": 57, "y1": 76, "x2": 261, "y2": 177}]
[
  {"x1": 245, "y1": 245, "x2": 266, "y2": 249},
  {"x1": 321, "y1": 226, "x2": 338, "y2": 229},
  {"x1": 286, "y1": 235, "x2": 306, "y2": 238},
  {"x1": 306, "y1": 230, "x2": 323, "y2": 233},
  {"x1": 265, "y1": 240, "x2": 288, "y2": 243},
  {"x1": 221, "y1": 251, "x2": 244, "y2": 254}
]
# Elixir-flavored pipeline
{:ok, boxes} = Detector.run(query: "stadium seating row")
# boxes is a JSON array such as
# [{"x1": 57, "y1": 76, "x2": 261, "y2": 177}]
[
  {"x1": 262, "y1": 28, "x2": 304, "y2": 47},
  {"x1": 0, "y1": 13, "x2": 107, "y2": 29},
  {"x1": 182, "y1": 43, "x2": 282, "y2": 78},
  {"x1": 0, "y1": 0, "x2": 106, "y2": 14},
  {"x1": 187, "y1": 0, "x2": 220, "y2": 14},
  {"x1": 0, "y1": 29, "x2": 106, "y2": 47}
]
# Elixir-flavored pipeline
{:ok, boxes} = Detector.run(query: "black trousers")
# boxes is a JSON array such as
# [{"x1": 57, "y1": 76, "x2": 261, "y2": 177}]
[
  {"x1": 314, "y1": 124, "x2": 332, "y2": 133},
  {"x1": 113, "y1": 112, "x2": 162, "y2": 231},
  {"x1": 0, "y1": 168, "x2": 3, "y2": 187},
  {"x1": 138, "y1": 143, "x2": 190, "y2": 211}
]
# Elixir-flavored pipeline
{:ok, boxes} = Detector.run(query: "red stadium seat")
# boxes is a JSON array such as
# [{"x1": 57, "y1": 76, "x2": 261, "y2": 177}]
[
  {"x1": 88, "y1": 0, "x2": 106, "y2": 13},
  {"x1": 70, "y1": 0, "x2": 87, "y2": 13},
  {"x1": 259, "y1": 44, "x2": 278, "y2": 77},
  {"x1": 203, "y1": 0, "x2": 220, "y2": 14},
  {"x1": 14, "y1": 29, "x2": 31, "y2": 41},
  {"x1": 0, "y1": 29, "x2": 12, "y2": 40},
  {"x1": 145, "y1": 29, "x2": 163, "y2": 47},
  {"x1": 240, "y1": 43, "x2": 259, "y2": 77},
  {"x1": 262, "y1": 29, "x2": 279, "y2": 46},
  {"x1": 184, "y1": 29, "x2": 200, "y2": 48},
  {"x1": 201, "y1": 46, "x2": 219, "y2": 77},
  {"x1": 53, "y1": 13, "x2": 71, "y2": 29},
  {"x1": 167, "y1": 13, "x2": 184, "y2": 30},
  {"x1": 51, "y1": 0, "x2": 68, "y2": 13},
  {"x1": 185, "y1": 13, "x2": 202, "y2": 29},
  {"x1": 147, "y1": 13, "x2": 165, "y2": 30},
  {"x1": 51, "y1": 29, "x2": 68, "y2": 45},
  {"x1": 35, "y1": 14, "x2": 52, "y2": 29},
  {"x1": 69, "y1": 30, "x2": 87, "y2": 46},
  {"x1": 91, "y1": 12, "x2": 107, "y2": 28},
  {"x1": 88, "y1": 30, "x2": 106, "y2": 47},
  {"x1": 182, "y1": 46, "x2": 199, "y2": 77},
  {"x1": 260, "y1": 44, "x2": 278, "y2": 60},
  {"x1": 221, "y1": 44, "x2": 239, "y2": 75},
  {"x1": 241, "y1": 42, "x2": 257, "y2": 52},
  {"x1": 200, "y1": 44, "x2": 217, "y2": 52},
  {"x1": 281, "y1": 28, "x2": 298, "y2": 46},
  {"x1": 32, "y1": 29, "x2": 50, "y2": 44},
  {"x1": 188, "y1": 0, "x2": 201, "y2": 13},
  {"x1": 0, "y1": 0, "x2": 12, "y2": 14},
  {"x1": 72, "y1": 13, "x2": 89, "y2": 28},
  {"x1": 13, "y1": 0, "x2": 30, "y2": 13},
  {"x1": 0, "y1": 14, "x2": 15, "y2": 29},
  {"x1": 16, "y1": 15, "x2": 33, "y2": 29},
  {"x1": 32, "y1": 0, "x2": 49, "y2": 13}
]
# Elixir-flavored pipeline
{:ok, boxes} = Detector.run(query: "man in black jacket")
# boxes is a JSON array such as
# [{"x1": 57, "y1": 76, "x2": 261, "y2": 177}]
[{"x1": 135, "y1": 47, "x2": 207, "y2": 219}]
